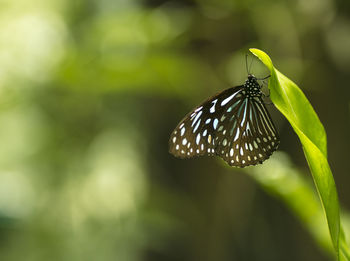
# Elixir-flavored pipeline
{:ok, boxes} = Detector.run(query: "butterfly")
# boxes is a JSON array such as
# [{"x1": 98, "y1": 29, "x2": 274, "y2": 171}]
[{"x1": 169, "y1": 74, "x2": 279, "y2": 168}]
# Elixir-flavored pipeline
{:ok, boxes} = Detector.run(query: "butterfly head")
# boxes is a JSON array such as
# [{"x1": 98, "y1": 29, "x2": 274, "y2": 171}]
[
  {"x1": 246, "y1": 74, "x2": 258, "y2": 84},
  {"x1": 245, "y1": 74, "x2": 262, "y2": 97}
]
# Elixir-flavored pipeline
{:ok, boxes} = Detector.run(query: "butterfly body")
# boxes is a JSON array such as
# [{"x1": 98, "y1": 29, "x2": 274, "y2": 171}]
[{"x1": 169, "y1": 74, "x2": 279, "y2": 168}]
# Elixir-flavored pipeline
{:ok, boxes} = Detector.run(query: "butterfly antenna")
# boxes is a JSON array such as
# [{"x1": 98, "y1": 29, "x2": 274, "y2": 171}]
[
  {"x1": 248, "y1": 55, "x2": 254, "y2": 75},
  {"x1": 245, "y1": 53, "x2": 249, "y2": 75}
]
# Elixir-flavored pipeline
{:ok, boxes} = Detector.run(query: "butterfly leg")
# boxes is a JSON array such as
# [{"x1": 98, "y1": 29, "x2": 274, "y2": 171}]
[
  {"x1": 258, "y1": 75, "x2": 271, "y2": 97},
  {"x1": 256, "y1": 75, "x2": 271, "y2": 80},
  {"x1": 261, "y1": 80, "x2": 270, "y2": 97},
  {"x1": 262, "y1": 88, "x2": 273, "y2": 105},
  {"x1": 262, "y1": 89, "x2": 270, "y2": 98}
]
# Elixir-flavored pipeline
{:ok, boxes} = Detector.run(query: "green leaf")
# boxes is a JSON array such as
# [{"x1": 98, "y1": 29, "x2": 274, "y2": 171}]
[{"x1": 249, "y1": 48, "x2": 349, "y2": 260}]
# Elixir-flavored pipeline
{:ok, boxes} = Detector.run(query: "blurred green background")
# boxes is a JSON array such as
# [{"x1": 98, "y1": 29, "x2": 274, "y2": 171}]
[{"x1": 0, "y1": 0, "x2": 349, "y2": 260}]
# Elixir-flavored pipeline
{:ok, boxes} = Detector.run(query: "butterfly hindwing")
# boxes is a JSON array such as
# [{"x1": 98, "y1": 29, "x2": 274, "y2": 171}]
[{"x1": 217, "y1": 96, "x2": 279, "y2": 167}]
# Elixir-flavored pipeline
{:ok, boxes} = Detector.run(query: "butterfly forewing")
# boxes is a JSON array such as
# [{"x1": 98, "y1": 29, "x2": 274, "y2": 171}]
[
  {"x1": 169, "y1": 86, "x2": 245, "y2": 158},
  {"x1": 169, "y1": 75, "x2": 280, "y2": 167}
]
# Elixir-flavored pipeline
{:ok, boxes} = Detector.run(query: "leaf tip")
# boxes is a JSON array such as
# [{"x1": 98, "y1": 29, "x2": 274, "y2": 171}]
[{"x1": 249, "y1": 48, "x2": 274, "y2": 71}]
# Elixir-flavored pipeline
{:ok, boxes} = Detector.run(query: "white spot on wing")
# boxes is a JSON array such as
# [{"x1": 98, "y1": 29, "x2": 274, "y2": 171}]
[
  {"x1": 213, "y1": 118, "x2": 219, "y2": 129},
  {"x1": 230, "y1": 148, "x2": 234, "y2": 156},
  {"x1": 180, "y1": 127, "x2": 185, "y2": 136},
  {"x1": 196, "y1": 133, "x2": 201, "y2": 145},
  {"x1": 249, "y1": 143, "x2": 253, "y2": 151},
  {"x1": 234, "y1": 128, "x2": 240, "y2": 141},
  {"x1": 241, "y1": 101, "x2": 248, "y2": 127},
  {"x1": 194, "y1": 106, "x2": 202, "y2": 112},
  {"x1": 221, "y1": 90, "x2": 241, "y2": 106},
  {"x1": 193, "y1": 119, "x2": 201, "y2": 133},
  {"x1": 210, "y1": 99, "x2": 218, "y2": 113},
  {"x1": 191, "y1": 111, "x2": 202, "y2": 127},
  {"x1": 203, "y1": 129, "x2": 207, "y2": 136}
]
